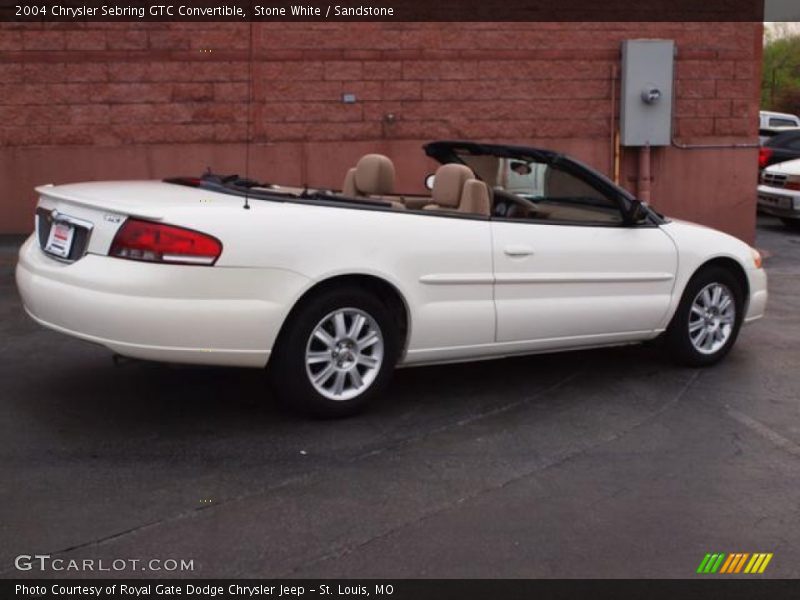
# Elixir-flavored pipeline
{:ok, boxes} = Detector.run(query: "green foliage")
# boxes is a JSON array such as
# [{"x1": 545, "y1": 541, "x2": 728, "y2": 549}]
[{"x1": 762, "y1": 32, "x2": 800, "y2": 112}]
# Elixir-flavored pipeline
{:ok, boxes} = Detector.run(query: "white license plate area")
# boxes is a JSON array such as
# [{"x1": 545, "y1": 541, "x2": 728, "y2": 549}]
[
  {"x1": 758, "y1": 194, "x2": 791, "y2": 209},
  {"x1": 44, "y1": 221, "x2": 75, "y2": 258}
]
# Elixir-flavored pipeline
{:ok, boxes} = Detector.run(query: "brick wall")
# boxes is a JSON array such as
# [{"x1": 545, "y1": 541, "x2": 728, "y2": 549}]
[{"x1": 0, "y1": 22, "x2": 762, "y2": 239}]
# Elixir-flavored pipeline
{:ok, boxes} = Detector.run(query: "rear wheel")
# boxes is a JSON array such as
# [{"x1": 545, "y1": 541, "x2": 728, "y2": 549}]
[
  {"x1": 665, "y1": 266, "x2": 744, "y2": 367},
  {"x1": 270, "y1": 287, "x2": 399, "y2": 418}
]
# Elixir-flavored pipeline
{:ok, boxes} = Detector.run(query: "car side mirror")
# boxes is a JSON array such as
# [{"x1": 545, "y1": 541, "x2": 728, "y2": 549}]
[
  {"x1": 424, "y1": 174, "x2": 435, "y2": 190},
  {"x1": 627, "y1": 199, "x2": 649, "y2": 224}
]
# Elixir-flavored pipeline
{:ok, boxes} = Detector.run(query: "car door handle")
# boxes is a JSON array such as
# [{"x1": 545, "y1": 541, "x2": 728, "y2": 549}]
[{"x1": 503, "y1": 245, "x2": 534, "y2": 257}]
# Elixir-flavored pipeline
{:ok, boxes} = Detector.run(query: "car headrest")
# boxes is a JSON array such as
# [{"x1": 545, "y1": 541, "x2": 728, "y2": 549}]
[
  {"x1": 342, "y1": 168, "x2": 357, "y2": 196},
  {"x1": 354, "y1": 154, "x2": 395, "y2": 196},
  {"x1": 432, "y1": 163, "x2": 474, "y2": 208},
  {"x1": 460, "y1": 179, "x2": 491, "y2": 217}
]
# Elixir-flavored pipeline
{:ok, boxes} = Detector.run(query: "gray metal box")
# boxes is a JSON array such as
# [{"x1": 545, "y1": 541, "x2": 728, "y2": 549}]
[{"x1": 620, "y1": 40, "x2": 675, "y2": 147}]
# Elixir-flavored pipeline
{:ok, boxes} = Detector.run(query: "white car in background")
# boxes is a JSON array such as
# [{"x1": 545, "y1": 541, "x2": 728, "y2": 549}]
[
  {"x1": 16, "y1": 142, "x2": 767, "y2": 417},
  {"x1": 758, "y1": 111, "x2": 800, "y2": 144},
  {"x1": 760, "y1": 110, "x2": 800, "y2": 129},
  {"x1": 758, "y1": 158, "x2": 800, "y2": 228}
]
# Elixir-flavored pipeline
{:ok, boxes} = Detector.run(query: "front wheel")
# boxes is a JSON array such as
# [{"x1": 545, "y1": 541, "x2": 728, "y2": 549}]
[
  {"x1": 270, "y1": 287, "x2": 399, "y2": 418},
  {"x1": 665, "y1": 266, "x2": 744, "y2": 367}
]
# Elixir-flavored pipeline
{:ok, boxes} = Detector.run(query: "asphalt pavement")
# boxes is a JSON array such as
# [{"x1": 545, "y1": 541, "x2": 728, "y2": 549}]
[{"x1": 1, "y1": 216, "x2": 798, "y2": 579}]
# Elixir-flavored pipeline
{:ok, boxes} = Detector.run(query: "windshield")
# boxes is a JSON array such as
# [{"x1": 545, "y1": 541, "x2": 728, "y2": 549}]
[{"x1": 451, "y1": 149, "x2": 630, "y2": 225}]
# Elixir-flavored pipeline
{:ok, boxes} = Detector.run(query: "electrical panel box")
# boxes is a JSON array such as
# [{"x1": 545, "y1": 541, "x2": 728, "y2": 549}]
[{"x1": 620, "y1": 40, "x2": 675, "y2": 147}]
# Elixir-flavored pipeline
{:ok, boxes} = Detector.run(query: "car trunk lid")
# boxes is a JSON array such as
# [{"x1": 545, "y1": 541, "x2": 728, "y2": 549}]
[{"x1": 34, "y1": 180, "x2": 240, "y2": 260}]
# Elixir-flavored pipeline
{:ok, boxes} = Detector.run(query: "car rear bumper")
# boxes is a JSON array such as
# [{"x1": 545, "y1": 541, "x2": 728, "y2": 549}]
[{"x1": 15, "y1": 235, "x2": 308, "y2": 367}]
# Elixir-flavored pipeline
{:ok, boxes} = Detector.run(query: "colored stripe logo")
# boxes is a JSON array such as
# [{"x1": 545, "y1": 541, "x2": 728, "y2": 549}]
[{"x1": 697, "y1": 553, "x2": 773, "y2": 574}]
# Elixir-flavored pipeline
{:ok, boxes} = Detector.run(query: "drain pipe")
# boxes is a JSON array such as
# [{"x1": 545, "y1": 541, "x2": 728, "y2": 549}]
[{"x1": 609, "y1": 64, "x2": 618, "y2": 181}]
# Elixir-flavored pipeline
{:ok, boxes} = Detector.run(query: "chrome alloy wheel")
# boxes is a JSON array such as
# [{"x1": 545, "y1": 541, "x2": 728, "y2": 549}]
[
  {"x1": 688, "y1": 282, "x2": 736, "y2": 355},
  {"x1": 305, "y1": 307, "x2": 385, "y2": 401}
]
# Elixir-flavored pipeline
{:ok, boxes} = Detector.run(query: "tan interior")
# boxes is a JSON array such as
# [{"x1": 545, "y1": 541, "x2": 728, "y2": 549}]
[
  {"x1": 459, "y1": 180, "x2": 492, "y2": 217},
  {"x1": 422, "y1": 163, "x2": 491, "y2": 217},
  {"x1": 332, "y1": 154, "x2": 621, "y2": 223},
  {"x1": 342, "y1": 168, "x2": 358, "y2": 197},
  {"x1": 342, "y1": 154, "x2": 396, "y2": 197},
  {"x1": 427, "y1": 163, "x2": 473, "y2": 208},
  {"x1": 340, "y1": 154, "x2": 407, "y2": 209},
  {"x1": 336, "y1": 158, "x2": 492, "y2": 217}
]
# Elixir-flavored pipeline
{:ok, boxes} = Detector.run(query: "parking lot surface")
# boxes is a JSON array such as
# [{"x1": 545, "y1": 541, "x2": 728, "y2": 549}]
[{"x1": 1, "y1": 216, "x2": 798, "y2": 578}]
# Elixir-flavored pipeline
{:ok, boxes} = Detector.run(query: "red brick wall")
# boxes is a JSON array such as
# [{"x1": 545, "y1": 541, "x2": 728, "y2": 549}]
[{"x1": 0, "y1": 22, "x2": 762, "y2": 240}]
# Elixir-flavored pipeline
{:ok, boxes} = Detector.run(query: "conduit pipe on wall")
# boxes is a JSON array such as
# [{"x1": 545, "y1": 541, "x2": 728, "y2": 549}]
[
  {"x1": 637, "y1": 145, "x2": 651, "y2": 203},
  {"x1": 609, "y1": 64, "x2": 618, "y2": 181},
  {"x1": 650, "y1": 80, "x2": 759, "y2": 200},
  {"x1": 639, "y1": 137, "x2": 757, "y2": 210},
  {"x1": 671, "y1": 139, "x2": 759, "y2": 150},
  {"x1": 668, "y1": 79, "x2": 758, "y2": 150}
]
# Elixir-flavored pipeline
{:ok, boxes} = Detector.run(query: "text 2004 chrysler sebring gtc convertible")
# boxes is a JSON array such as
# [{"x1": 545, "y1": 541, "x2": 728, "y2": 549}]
[{"x1": 16, "y1": 141, "x2": 767, "y2": 417}]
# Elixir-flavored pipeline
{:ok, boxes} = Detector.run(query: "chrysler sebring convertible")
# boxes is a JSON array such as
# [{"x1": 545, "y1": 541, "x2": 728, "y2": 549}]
[{"x1": 16, "y1": 141, "x2": 767, "y2": 416}]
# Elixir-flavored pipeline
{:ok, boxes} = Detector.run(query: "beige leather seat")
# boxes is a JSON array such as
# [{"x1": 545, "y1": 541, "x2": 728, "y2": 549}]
[
  {"x1": 423, "y1": 163, "x2": 491, "y2": 217},
  {"x1": 342, "y1": 154, "x2": 395, "y2": 197},
  {"x1": 340, "y1": 154, "x2": 406, "y2": 209}
]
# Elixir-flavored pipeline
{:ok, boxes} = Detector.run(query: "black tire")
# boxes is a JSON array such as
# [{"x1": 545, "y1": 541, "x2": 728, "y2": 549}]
[
  {"x1": 780, "y1": 217, "x2": 800, "y2": 230},
  {"x1": 269, "y1": 287, "x2": 399, "y2": 418},
  {"x1": 664, "y1": 266, "x2": 745, "y2": 367}
]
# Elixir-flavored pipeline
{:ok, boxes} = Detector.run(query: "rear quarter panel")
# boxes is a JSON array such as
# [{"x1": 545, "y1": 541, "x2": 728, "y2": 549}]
[{"x1": 194, "y1": 200, "x2": 496, "y2": 363}]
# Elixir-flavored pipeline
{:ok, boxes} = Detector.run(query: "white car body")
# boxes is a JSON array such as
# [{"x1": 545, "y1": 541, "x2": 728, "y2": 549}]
[
  {"x1": 17, "y1": 178, "x2": 767, "y2": 371},
  {"x1": 758, "y1": 158, "x2": 800, "y2": 222}
]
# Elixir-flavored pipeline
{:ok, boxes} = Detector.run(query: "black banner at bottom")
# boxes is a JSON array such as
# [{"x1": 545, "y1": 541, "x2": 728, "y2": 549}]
[{"x1": 4, "y1": 579, "x2": 799, "y2": 600}]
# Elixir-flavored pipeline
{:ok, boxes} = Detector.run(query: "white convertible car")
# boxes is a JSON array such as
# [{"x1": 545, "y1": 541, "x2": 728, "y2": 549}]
[{"x1": 17, "y1": 141, "x2": 767, "y2": 416}]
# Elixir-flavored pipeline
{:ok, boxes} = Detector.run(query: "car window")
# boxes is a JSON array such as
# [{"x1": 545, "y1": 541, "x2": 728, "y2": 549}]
[
  {"x1": 455, "y1": 152, "x2": 624, "y2": 225},
  {"x1": 769, "y1": 117, "x2": 798, "y2": 127}
]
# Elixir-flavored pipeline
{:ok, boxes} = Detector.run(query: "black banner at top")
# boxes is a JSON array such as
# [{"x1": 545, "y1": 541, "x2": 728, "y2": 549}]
[{"x1": 0, "y1": 0, "x2": 779, "y2": 22}]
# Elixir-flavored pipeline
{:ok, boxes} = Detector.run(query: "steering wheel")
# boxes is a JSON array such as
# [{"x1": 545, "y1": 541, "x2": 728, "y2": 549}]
[{"x1": 492, "y1": 189, "x2": 542, "y2": 219}]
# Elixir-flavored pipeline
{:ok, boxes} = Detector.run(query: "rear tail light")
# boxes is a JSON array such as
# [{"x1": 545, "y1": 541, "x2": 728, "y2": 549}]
[
  {"x1": 109, "y1": 219, "x2": 222, "y2": 265},
  {"x1": 758, "y1": 147, "x2": 773, "y2": 169}
]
